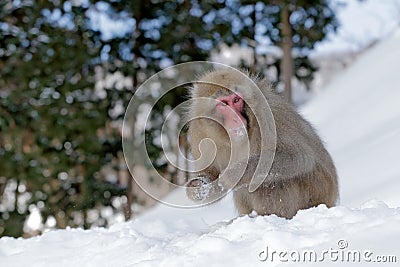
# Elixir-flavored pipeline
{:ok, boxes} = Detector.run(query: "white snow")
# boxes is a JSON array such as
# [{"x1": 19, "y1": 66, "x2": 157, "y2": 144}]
[
  {"x1": 2, "y1": 29, "x2": 400, "y2": 267},
  {"x1": 1, "y1": 200, "x2": 399, "y2": 266},
  {"x1": 301, "y1": 28, "x2": 400, "y2": 208},
  {"x1": 314, "y1": 0, "x2": 400, "y2": 54}
]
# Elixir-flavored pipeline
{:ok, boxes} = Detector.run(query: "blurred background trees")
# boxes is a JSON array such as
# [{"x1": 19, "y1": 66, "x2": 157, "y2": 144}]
[{"x1": 0, "y1": 0, "x2": 337, "y2": 237}]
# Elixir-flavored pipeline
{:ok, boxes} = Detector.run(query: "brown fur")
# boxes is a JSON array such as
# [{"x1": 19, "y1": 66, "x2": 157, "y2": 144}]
[{"x1": 186, "y1": 69, "x2": 339, "y2": 219}]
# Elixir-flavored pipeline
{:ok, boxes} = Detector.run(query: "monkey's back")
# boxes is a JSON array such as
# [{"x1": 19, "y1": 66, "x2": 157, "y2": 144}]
[{"x1": 234, "y1": 87, "x2": 339, "y2": 218}]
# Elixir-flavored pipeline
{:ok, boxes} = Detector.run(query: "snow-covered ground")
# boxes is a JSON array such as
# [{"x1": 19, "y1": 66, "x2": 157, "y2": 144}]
[
  {"x1": 2, "y1": 30, "x2": 400, "y2": 267},
  {"x1": 1, "y1": 200, "x2": 399, "y2": 267}
]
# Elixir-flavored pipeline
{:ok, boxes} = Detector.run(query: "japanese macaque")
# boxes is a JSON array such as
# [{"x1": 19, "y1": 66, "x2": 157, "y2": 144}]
[{"x1": 186, "y1": 69, "x2": 338, "y2": 219}]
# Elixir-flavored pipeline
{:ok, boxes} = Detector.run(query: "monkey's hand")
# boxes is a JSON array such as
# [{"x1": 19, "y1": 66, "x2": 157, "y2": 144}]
[
  {"x1": 186, "y1": 176, "x2": 213, "y2": 201},
  {"x1": 186, "y1": 176, "x2": 222, "y2": 201}
]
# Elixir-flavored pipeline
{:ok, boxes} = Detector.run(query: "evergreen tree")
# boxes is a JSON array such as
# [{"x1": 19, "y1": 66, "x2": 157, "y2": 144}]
[
  {"x1": 0, "y1": 0, "x2": 124, "y2": 237},
  {"x1": 0, "y1": 0, "x2": 338, "y2": 237}
]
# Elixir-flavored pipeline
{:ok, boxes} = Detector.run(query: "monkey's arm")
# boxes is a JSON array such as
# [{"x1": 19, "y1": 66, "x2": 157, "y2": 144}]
[{"x1": 219, "y1": 144, "x2": 316, "y2": 189}]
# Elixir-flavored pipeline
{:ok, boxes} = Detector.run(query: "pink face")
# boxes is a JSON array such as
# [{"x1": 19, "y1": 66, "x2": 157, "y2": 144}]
[{"x1": 215, "y1": 93, "x2": 247, "y2": 131}]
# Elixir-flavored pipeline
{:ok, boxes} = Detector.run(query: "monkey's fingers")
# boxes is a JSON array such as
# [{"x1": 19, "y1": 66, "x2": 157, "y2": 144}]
[{"x1": 186, "y1": 176, "x2": 212, "y2": 201}]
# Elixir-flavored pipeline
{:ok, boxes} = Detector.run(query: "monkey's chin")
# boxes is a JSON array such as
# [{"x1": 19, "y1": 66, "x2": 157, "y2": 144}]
[{"x1": 228, "y1": 126, "x2": 248, "y2": 141}]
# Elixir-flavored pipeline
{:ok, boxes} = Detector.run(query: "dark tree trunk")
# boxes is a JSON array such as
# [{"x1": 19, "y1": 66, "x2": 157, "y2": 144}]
[
  {"x1": 124, "y1": 173, "x2": 133, "y2": 220},
  {"x1": 280, "y1": 3, "x2": 293, "y2": 103}
]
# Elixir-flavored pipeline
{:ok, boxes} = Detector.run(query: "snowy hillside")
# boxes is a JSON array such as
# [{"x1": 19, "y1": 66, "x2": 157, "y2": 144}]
[
  {"x1": 1, "y1": 30, "x2": 400, "y2": 267},
  {"x1": 301, "y1": 28, "x2": 400, "y2": 208},
  {"x1": 1, "y1": 201, "x2": 399, "y2": 267}
]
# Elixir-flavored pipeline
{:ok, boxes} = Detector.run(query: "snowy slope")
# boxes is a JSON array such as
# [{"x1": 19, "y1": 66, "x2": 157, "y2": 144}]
[
  {"x1": 1, "y1": 201, "x2": 399, "y2": 267},
  {"x1": 2, "y1": 30, "x2": 400, "y2": 267},
  {"x1": 301, "y1": 29, "x2": 400, "y2": 208}
]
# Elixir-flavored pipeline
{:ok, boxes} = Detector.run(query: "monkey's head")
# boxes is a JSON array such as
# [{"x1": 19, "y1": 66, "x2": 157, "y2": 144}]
[{"x1": 189, "y1": 69, "x2": 260, "y2": 143}]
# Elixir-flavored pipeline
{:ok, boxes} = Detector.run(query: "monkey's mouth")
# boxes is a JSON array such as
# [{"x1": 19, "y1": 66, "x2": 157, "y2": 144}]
[
  {"x1": 227, "y1": 111, "x2": 248, "y2": 139},
  {"x1": 228, "y1": 126, "x2": 248, "y2": 139},
  {"x1": 241, "y1": 110, "x2": 249, "y2": 127}
]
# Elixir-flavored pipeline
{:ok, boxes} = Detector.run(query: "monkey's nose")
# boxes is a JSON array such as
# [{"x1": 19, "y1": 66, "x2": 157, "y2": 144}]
[{"x1": 216, "y1": 93, "x2": 243, "y2": 108}]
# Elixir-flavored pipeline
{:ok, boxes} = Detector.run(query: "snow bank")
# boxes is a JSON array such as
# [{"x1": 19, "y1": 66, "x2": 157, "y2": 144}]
[
  {"x1": 1, "y1": 201, "x2": 399, "y2": 267},
  {"x1": 2, "y1": 29, "x2": 400, "y2": 267}
]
